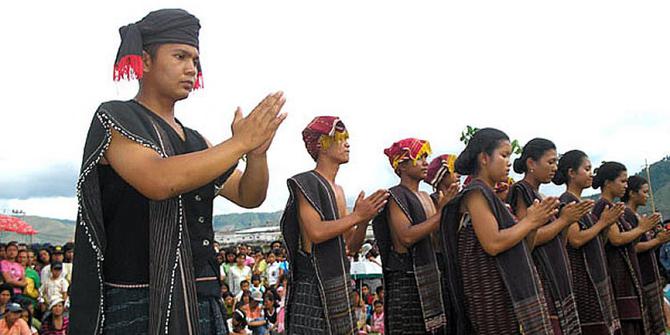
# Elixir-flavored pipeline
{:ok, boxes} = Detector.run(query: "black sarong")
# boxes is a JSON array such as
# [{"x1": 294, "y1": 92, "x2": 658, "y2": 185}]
[
  {"x1": 385, "y1": 254, "x2": 434, "y2": 335},
  {"x1": 286, "y1": 251, "x2": 328, "y2": 334},
  {"x1": 104, "y1": 286, "x2": 228, "y2": 335},
  {"x1": 373, "y1": 185, "x2": 446, "y2": 334}
]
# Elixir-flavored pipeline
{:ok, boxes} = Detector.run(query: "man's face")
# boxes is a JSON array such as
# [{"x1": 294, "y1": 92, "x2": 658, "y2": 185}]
[
  {"x1": 39, "y1": 250, "x2": 49, "y2": 263},
  {"x1": 27, "y1": 252, "x2": 36, "y2": 266},
  {"x1": 52, "y1": 253, "x2": 64, "y2": 263},
  {"x1": 321, "y1": 133, "x2": 350, "y2": 164},
  {"x1": 6, "y1": 246, "x2": 18, "y2": 260},
  {"x1": 239, "y1": 246, "x2": 247, "y2": 255},
  {"x1": 5, "y1": 311, "x2": 20, "y2": 324},
  {"x1": 236, "y1": 255, "x2": 245, "y2": 266},
  {"x1": 0, "y1": 291, "x2": 11, "y2": 305},
  {"x1": 65, "y1": 250, "x2": 74, "y2": 261},
  {"x1": 398, "y1": 155, "x2": 429, "y2": 181},
  {"x1": 438, "y1": 172, "x2": 461, "y2": 192},
  {"x1": 52, "y1": 268, "x2": 62, "y2": 278},
  {"x1": 241, "y1": 282, "x2": 250, "y2": 291},
  {"x1": 143, "y1": 43, "x2": 200, "y2": 102}
]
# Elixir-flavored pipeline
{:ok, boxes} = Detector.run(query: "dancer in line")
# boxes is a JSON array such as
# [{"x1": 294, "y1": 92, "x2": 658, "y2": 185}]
[
  {"x1": 71, "y1": 9, "x2": 286, "y2": 334},
  {"x1": 280, "y1": 116, "x2": 388, "y2": 334},
  {"x1": 592, "y1": 162, "x2": 654, "y2": 334},
  {"x1": 373, "y1": 138, "x2": 447, "y2": 334},
  {"x1": 508, "y1": 139, "x2": 587, "y2": 334},
  {"x1": 623, "y1": 176, "x2": 668, "y2": 334},
  {"x1": 441, "y1": 128, "x2": 558, "y2": 334},
  {"x1": 555, "y1": 150, "x2": 621, "y2": 334}
]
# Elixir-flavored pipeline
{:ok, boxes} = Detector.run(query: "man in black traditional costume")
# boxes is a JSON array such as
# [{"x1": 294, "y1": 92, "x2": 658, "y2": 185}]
[
  {"x1": 70, "y1": 8, "x2": 286, "y2": 334},
  {"x1": 372, "y1": 138, "x2": 447, "y2": 334},
  {"x1": 280, "y1": 116, "x2": 388, "y2": 335}
]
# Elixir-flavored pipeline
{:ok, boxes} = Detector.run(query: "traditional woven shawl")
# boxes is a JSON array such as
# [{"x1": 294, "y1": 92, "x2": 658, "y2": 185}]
[
  {"x1": 441, "y1": 179, "x2": 553, "y2": 335},
  {"x1": 508, "y1": 181, "x2": 581, "y2": 334},
  {"x1": 70, "y1": 101, "x2": 201, "y2": 334},
  {"x1": 372, "y1": 185, "x2": 447, "y2": 333},
  {"x1": 280, "y1": 171, "x2": 356, "y2": 334}
]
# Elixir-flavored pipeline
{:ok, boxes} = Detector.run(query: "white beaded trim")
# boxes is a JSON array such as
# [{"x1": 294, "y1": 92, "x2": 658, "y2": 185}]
[{"x1": 75, "y1": 109, "x2": 186, "y2": 334}]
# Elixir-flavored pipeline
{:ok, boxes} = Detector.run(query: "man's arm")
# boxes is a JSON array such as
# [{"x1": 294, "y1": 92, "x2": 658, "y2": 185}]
[
  {"x1": 218, "y1": 154, "x2": 269, "y2": 208},
  {"x1": 344, "y1": 220, "x2": 369, "y2": 256},
  {"x1": 103, "y1": 93, "x2": 286, "y2": 201},
  {"x1": 2, "y1": 271, "x2": 26, "y2": 288},
  {"x1": 298, "y1": 190, "x2": 387, "y2": 245},
  {"x1": 387, "y1": 199, "x2": 440, "y2": 248}
]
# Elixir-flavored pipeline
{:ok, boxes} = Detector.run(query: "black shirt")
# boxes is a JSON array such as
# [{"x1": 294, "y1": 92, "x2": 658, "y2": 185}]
[{"x1": 100, "y1": 101, "x2": 236, "y2": 287}]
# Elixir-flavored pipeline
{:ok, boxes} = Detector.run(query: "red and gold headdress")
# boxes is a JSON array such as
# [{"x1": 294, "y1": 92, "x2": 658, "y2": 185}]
[
  {"x1": 383, "y1": 138, "x2": 432, "y2": 170},
  {"x1": 424, "y1": 154, "x2": 457, "y2": 188},
  {"x1": 302, "y1": 116, "x2": 349, "y2": 161}
]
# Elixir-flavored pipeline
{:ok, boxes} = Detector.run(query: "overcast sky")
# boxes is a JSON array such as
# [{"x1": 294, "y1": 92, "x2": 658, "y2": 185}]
[{"x1": 1, "y1": 1, "x2": 669, "y2": 220}]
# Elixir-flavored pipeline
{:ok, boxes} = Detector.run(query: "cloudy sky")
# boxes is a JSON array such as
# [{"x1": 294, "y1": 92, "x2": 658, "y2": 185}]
[{"x1": 1, "y1": 1, "x2": 669, "y2": 220}]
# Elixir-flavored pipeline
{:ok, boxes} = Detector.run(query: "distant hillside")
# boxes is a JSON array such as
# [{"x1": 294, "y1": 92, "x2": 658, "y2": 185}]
[
  {"x1": 19, "y1": 216, "x2": 75, "y2": 245},
  {"x1": 5, "y1": 211, "x2": 285, "y2": 244},
  {"x1": 641, "y1": 156, "x2": 670, "y2": 218},
  {"x1": 213, "y1": 211, "x2": 283, "y2": 232},
  {"x1": 15, "y1": 156, "x2": 670, "y2": 244}
]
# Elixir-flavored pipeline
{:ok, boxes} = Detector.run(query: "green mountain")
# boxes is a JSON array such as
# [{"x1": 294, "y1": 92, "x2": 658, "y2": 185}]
[
  {"x1": 10, "y1": 156, "x2": 670, "y2": 244},
  {"x1": 584, "y1": 156, "x2": 670, "y2": 218},
  {"x1": 212, "y1": 211, "x2": 283, "y2": 232},
  {"x1": 640, "y1": 156, "x2": 670, "y2": 219}
]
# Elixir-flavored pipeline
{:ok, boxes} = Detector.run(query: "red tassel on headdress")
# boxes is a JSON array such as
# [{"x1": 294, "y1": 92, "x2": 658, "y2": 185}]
[
  {"x1": 113, "y1": 54, "x2": 144, "y2": 81},
  {"x1": 194, "y1": 72, "x2": 204, "y2": 89}
]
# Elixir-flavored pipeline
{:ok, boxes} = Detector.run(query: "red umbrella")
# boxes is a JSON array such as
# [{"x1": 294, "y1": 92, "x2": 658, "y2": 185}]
[{"x1": 0, "y1": 215, "x2": 37, "y2": 235}]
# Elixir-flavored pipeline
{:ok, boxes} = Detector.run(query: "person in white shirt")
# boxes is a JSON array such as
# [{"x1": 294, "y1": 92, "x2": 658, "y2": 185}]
[
  {"x1": 265, "y1": 250, "x2": 281, "y2": 288},
  {"x1": 39, "y1": 262, "x2": 69, "y2": 313},
  {"x1": 228, "y1": 254, "x2": 252, "y2": 296},
  {"x1": 40, "y1": 247, "x2": 71, "y2": 284}
]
